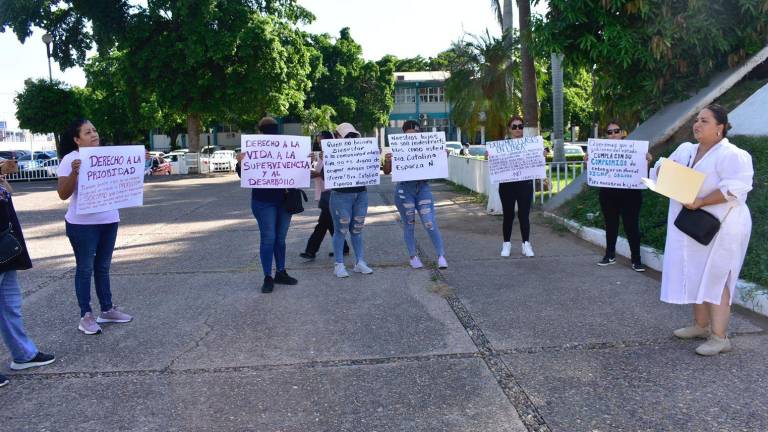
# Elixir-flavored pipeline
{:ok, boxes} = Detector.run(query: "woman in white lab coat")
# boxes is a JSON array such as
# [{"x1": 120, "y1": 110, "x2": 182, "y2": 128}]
[{"x1": 651, "y1": 104, "x2": 753, "y2": 356}]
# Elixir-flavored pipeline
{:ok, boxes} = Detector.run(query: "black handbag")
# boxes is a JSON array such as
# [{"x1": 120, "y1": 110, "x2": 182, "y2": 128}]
[
  {"x1": 0, "y1": 223, "x2": 23, "y2": 264},
  {"x1": 283, "y1": 188, "x2": 308, "y2": 214},
  {"x1": 673, "y1": 207, "x2": 721, "y2": 246}
]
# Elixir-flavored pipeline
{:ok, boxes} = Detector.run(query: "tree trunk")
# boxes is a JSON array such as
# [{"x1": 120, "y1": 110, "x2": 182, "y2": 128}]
[
  {"x1": 517, "y1": 0, "x2": 539, "y2": 137},
  {"x1": 54, "y1": 133, "x2": 62, "y2": 159},
  {"x1": 551, "y1": 53, "x2": 565, "y2": 162},
  {"x1": 502, "y1": 0, "x2": 514, "y2": 31},
  {"x1": 187, "y1": 113, "x2": 202, "y2": 152}
]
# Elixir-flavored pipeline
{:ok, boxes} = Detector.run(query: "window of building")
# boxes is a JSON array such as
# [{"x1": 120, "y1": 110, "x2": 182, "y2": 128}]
[
  {"x1": 394, "y1": 87, "x2": 417, "y2": 104},
  {"x1": 419, "y1": 87, "x2": 445, "y2": 103}
]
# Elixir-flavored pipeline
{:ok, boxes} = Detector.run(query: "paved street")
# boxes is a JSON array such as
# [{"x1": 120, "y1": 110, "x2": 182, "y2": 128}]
[{"x1": 1, "y1": 174, "x2": 766, "y2": 432}]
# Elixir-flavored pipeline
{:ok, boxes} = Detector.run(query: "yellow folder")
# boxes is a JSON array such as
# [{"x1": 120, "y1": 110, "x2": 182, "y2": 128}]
[{"x1": 641, "y1": 158, "x2": 705, "y2": 204}]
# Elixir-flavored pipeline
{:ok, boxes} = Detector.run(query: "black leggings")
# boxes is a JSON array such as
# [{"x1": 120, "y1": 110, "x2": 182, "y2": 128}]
[
  {"x1": 599, "y1": 188, "x2": 642, "y2": 263},
  {"x1": 499, "y1": 180, "x2": 533, "y2": 242}
]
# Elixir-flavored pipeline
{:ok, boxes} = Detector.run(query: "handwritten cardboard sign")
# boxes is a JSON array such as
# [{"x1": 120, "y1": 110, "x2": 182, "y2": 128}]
[
  {"x1": 388, "y1": 132, "x2": 448, "y2": 182},
  {"x1": 587, "y1": 139, "x2": 649, "y2": 189},
  {"x1": 486, "y1": 136, "x2": 546, "y2": 183},
  {"x1": 76, "y1": 145, "x2": 145, "y2": 214},
  {"x1": 321, "y1": 137, "x2": 381, "y2": 189},
  {"x1": 239, "y1": 135, "x2": 311, "y2": 188}
]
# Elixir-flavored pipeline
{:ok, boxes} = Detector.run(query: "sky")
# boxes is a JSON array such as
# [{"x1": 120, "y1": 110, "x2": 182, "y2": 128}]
[{"x1": 0, "y1": 0, "x2": 548, "y2": 130}]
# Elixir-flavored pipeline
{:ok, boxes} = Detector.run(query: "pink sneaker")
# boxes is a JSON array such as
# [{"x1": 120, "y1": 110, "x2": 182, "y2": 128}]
[
  {"x1": 78, "y1": 312, "x2": 102, "y2": 335},
  {"x1": 97, "y1": 307, "x2": 133, "y2": 324}
]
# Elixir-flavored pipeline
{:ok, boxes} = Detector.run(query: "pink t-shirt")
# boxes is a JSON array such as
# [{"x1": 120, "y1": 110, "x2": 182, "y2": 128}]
[{"x1": 57, "y1": 150, "x2": 120, "y2": 225}]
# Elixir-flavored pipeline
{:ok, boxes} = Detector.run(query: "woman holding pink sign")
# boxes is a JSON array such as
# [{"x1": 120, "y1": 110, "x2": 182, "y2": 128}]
[{"x1": 57, "y1": 119, "x2": 133, "y2": 335}]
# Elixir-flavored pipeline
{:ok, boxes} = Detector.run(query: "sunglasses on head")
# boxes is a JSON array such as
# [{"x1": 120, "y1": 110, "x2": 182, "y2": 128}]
[
  {"x1": 509, "y1": 124, "x2": 524, "y2": 130},
  {"x1": 607, "y1": 128, "x2": 621, "y2": 134}
]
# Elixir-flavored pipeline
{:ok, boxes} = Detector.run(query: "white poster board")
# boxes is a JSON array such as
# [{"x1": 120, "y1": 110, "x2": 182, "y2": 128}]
[
  {"x1": 321, "y1": 137, "x2": 381, "y2": 189},
  {"x1": 388, "y1": 132, "x2": 448, "y2": 182},
  {"x1": 76, "y1": 145, "x2": 145, "y2": 214},
  {"x1": 486, "y1": 136, "x2": 546, "y2": 183},
  {"x1": 239, "y1": 135, "x2": 311, "y2": 188},
  {"x1": 587, "y1": 139, "x2": 649, "y2": 189}
]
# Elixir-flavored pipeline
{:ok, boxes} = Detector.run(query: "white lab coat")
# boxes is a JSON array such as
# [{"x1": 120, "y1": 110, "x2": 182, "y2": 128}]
[{"x1": 651, "y1": 138, "x2": 753, "y2": 305}]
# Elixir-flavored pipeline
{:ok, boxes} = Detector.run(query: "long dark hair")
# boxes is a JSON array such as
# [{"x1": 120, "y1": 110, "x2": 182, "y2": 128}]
[
  {"x1": 61, "y1": 118, "x2": 91, "y2": 157},
  {"x1": 704, "y1": 104, "x2": 730, "y2": 138}
]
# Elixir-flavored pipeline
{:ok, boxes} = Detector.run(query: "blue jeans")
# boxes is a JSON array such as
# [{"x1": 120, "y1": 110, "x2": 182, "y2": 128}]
[
  {"x1": 251, "y1": 200, "x2": 292, "y2": 277},
  {"x1": 330, "y1": 191, "x2": 368, "y2": 264},
  {"x1": 0, "y1": 271, "x2": 37, "y2": 363},
  {"x1": 394, "y1": 181, "x2": 445, "y2": 257},
  {"x1": 66, "y1": 222, "x2": 118, "y2": 317}
]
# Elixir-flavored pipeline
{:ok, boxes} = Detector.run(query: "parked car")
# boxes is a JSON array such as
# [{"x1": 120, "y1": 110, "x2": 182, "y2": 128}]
[
  {"x1": 209, "y1": 150, "x2": 238, "y2": 172},
  {"x1": 41, "y1": 158, "x2": 60, "y2": 178},
  {"x1": 467, "y1": 145, "x2": 488, "y2": 159},
  {"x1": 545, "y1": 144, "x2": 587, "y2": 162},
  {"x1": 149, "y1": 156, "x2": 172, "y2": 175},
  {"x1": 149, "y1": 151, "x2": 166, "y2": 159},
  {"x1": 16, "y1": 152, "x2": 53, "y2": 171},
  {"x1": 445, "y1": 141, "x2": 462, "y2": 155}
]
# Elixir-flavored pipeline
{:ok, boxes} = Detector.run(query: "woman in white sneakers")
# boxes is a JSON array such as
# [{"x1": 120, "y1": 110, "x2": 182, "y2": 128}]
[
  {"x1": 57, "y1": 119, "x2": 133, "y2": 335},
  {"x1": 499, "y1": 116, "x2": 535, "y2": 258}
]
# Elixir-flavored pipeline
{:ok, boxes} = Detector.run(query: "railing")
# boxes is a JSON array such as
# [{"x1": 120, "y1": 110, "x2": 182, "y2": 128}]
[
  {"x1": 534, "y1": 161, "x2": 585, "y2": 205},
  {"x1": 5, "y1": 159, "x2": 60, "y2": 182}
]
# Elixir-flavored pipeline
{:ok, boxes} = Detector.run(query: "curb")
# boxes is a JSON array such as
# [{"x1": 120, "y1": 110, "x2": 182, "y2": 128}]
[{"x1": 542, "y1": 212, "x2": 768, "y2": 319}]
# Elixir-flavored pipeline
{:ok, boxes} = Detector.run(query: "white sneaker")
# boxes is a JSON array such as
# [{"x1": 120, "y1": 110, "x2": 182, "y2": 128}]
[
  {"x1": 522, "y1": 241, "x2": 535, "y2": 257},
  {"x1": 353, "y1": 261, "x2": 374, "y2": 274},
  {"x1": 501, "y1": 242, "x2": 512, "y2": 257},
  {"x1": 409, "y1": 256, "x2": 423, "y2": 269},
  {"x1": 437, "y1": 256, "x2": 448, "y2": 269},
  {"x1": 334, "y1": 263, "x2": 350, "y2": 278}
]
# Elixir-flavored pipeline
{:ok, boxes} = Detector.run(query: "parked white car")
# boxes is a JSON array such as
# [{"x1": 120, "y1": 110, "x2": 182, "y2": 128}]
[{"x1": 209, "y1": 150, "x2": 238, "y2": 172}]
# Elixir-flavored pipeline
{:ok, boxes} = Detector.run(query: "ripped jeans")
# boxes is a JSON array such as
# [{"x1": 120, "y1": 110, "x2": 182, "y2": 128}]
[
  {"x1": 329, "y1": 190, "x2": 369, "y2": 264},
  {"x1": 394, "y1": 181, "x2": 445, "y2": 257}
]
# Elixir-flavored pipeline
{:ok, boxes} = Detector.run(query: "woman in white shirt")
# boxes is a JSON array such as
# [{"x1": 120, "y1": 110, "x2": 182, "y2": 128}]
[
  {"x1": 57, "y1": 119, "x2": 133, "y2": 335},
  {"x1": 651, "y1": 105, "x2": 753, "y2": 356}
]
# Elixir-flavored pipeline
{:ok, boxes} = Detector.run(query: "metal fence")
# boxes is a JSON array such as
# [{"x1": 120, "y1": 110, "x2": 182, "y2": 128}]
[
  {"x1": 5, "y1": 159, "x2": 60, "y2": 182},
  {"x1": 534, "y1": 161, "x2": 586, "y2": 204}
]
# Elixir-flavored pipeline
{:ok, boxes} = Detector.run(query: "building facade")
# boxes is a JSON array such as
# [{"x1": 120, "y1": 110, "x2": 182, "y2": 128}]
[{"x1": 385, "y1": 71, "x2": 457, "y2": 144}]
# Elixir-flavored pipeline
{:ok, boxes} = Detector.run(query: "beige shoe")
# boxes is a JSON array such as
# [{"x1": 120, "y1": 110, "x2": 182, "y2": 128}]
[
  {"x1": 673, "y1": 325, "x2": 710, "y2": 339},
  {"x1": 695, "y1": 335, "x2": 732, "y2": 356}
]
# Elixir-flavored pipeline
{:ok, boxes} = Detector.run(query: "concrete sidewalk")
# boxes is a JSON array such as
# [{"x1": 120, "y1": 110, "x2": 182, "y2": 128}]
[{"x1": 1, "y1": 175, "x2": 766, "y2": 431}]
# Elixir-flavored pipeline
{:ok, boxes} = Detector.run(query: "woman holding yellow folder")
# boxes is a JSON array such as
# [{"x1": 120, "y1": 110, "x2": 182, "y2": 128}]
[{"x1": 651, "y1": 104, "x2": 754, "y2": 356}]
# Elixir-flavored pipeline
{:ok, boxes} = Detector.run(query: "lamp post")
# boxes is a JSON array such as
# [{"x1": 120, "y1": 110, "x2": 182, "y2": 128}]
[{"x1": 41, "y1": 33, "x2": 53, "y2": 82}]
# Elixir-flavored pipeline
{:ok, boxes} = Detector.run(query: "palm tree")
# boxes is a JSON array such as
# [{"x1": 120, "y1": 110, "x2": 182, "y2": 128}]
[
  {"x1": 490, "y1": 0, "x2": 539, "y2": 136},
  {"x1": 445, "y1": 31, "x2": 521, "y2": 141}
]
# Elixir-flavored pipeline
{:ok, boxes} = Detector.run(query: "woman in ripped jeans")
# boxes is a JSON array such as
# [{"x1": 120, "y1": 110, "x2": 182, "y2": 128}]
[
  {"x1": 383, "y1": 120, "x2": 448, "y2": 269},
  {"x1": 329, "y1": 123, "x2": 375, "y2": 278}
]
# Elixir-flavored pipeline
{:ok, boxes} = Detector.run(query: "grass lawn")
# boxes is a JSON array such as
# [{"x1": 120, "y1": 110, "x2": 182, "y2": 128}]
[{"x1": 561, "y1": 136, "x2": 768, "y2": 290}]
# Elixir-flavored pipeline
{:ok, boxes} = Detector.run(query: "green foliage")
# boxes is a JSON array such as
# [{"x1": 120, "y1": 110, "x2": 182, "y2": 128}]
[
  {"x1": 301, "y1": 28, "x2": 395, "y2": 133},
  {"x1": 301, "y1": 105, "x2": 336, "y2": 136},
  {"x1": 535, "y1": 0, "x2": 768, "y2": 125},
  {"x1": 14, "y1": 78, "x2": 85, "y2": 138},
  {"x1": 563, "y1": 136, "x2": 768, "y2": 288},
  {"x1": 539, "y1": 63, "x2": 594, "y2": 139},
  {"x1": 393, "y1": 50, "x2": 459, "y2": 72},
  {"x1": 445, "y1": 31, "x2": 521, "y2": 141}
]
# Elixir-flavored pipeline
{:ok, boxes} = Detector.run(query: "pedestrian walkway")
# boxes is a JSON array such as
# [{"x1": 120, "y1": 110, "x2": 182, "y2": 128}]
[{"x1": 2, "y1": 175, "x2": 766, "y2": 431}]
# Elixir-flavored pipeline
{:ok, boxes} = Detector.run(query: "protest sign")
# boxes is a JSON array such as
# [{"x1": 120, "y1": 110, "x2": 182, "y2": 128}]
[
  {"x1": 641, "y1": 158, "x2": 705, "y2": 204},
  {"x1": 239, "y1": 135, "x2": 311, "y2": 188},
  {"x1": 486, "y1": 136, "x2": 546, "y2": 183},
  {"x1": 587, "y1": 139, "x2": 649, "y2": 189},
  {"x1": 76, "y1": 145, "x2": 145, "y2": 214},
  {"x1": 321, "y1": 137, "x2": 381, "y2": 189},
  {"x1": 387, "y1": 132, "x2": 448, "y2": 182}
]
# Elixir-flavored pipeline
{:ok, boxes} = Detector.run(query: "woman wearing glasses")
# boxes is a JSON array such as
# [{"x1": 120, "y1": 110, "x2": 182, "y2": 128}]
[
  {"x1": 499, "y1": 116, "x2": 535, "y2": 257},
  {"x1": 591, "y1": 121, "x2": 652, "y2": 272}
]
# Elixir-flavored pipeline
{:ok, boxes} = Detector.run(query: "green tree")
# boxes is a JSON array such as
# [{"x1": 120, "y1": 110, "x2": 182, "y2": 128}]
[
  {"x1": 301, "y1": 105, "x2": 336, "y2": 136},
  {"x1": 445, "y1": 31, "x2": 521, "y2": 141},
  {"x1": 536, "y1": 0, "x2": 768, "y2": 125},
  {"x1": 302, "y1": 28, "x2": 395, "y2": 134},
  {"x1": 14, "y1": 78, "x2": 86, "y2": 155},
  {"x1": 120, "y1": 0, "x2": 312, "y2": 151}
]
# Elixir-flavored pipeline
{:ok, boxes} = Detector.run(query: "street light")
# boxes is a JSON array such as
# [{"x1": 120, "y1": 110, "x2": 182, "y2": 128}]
[{"x1": 41, "y1": 33, "x2": 53, "y2": 82}]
